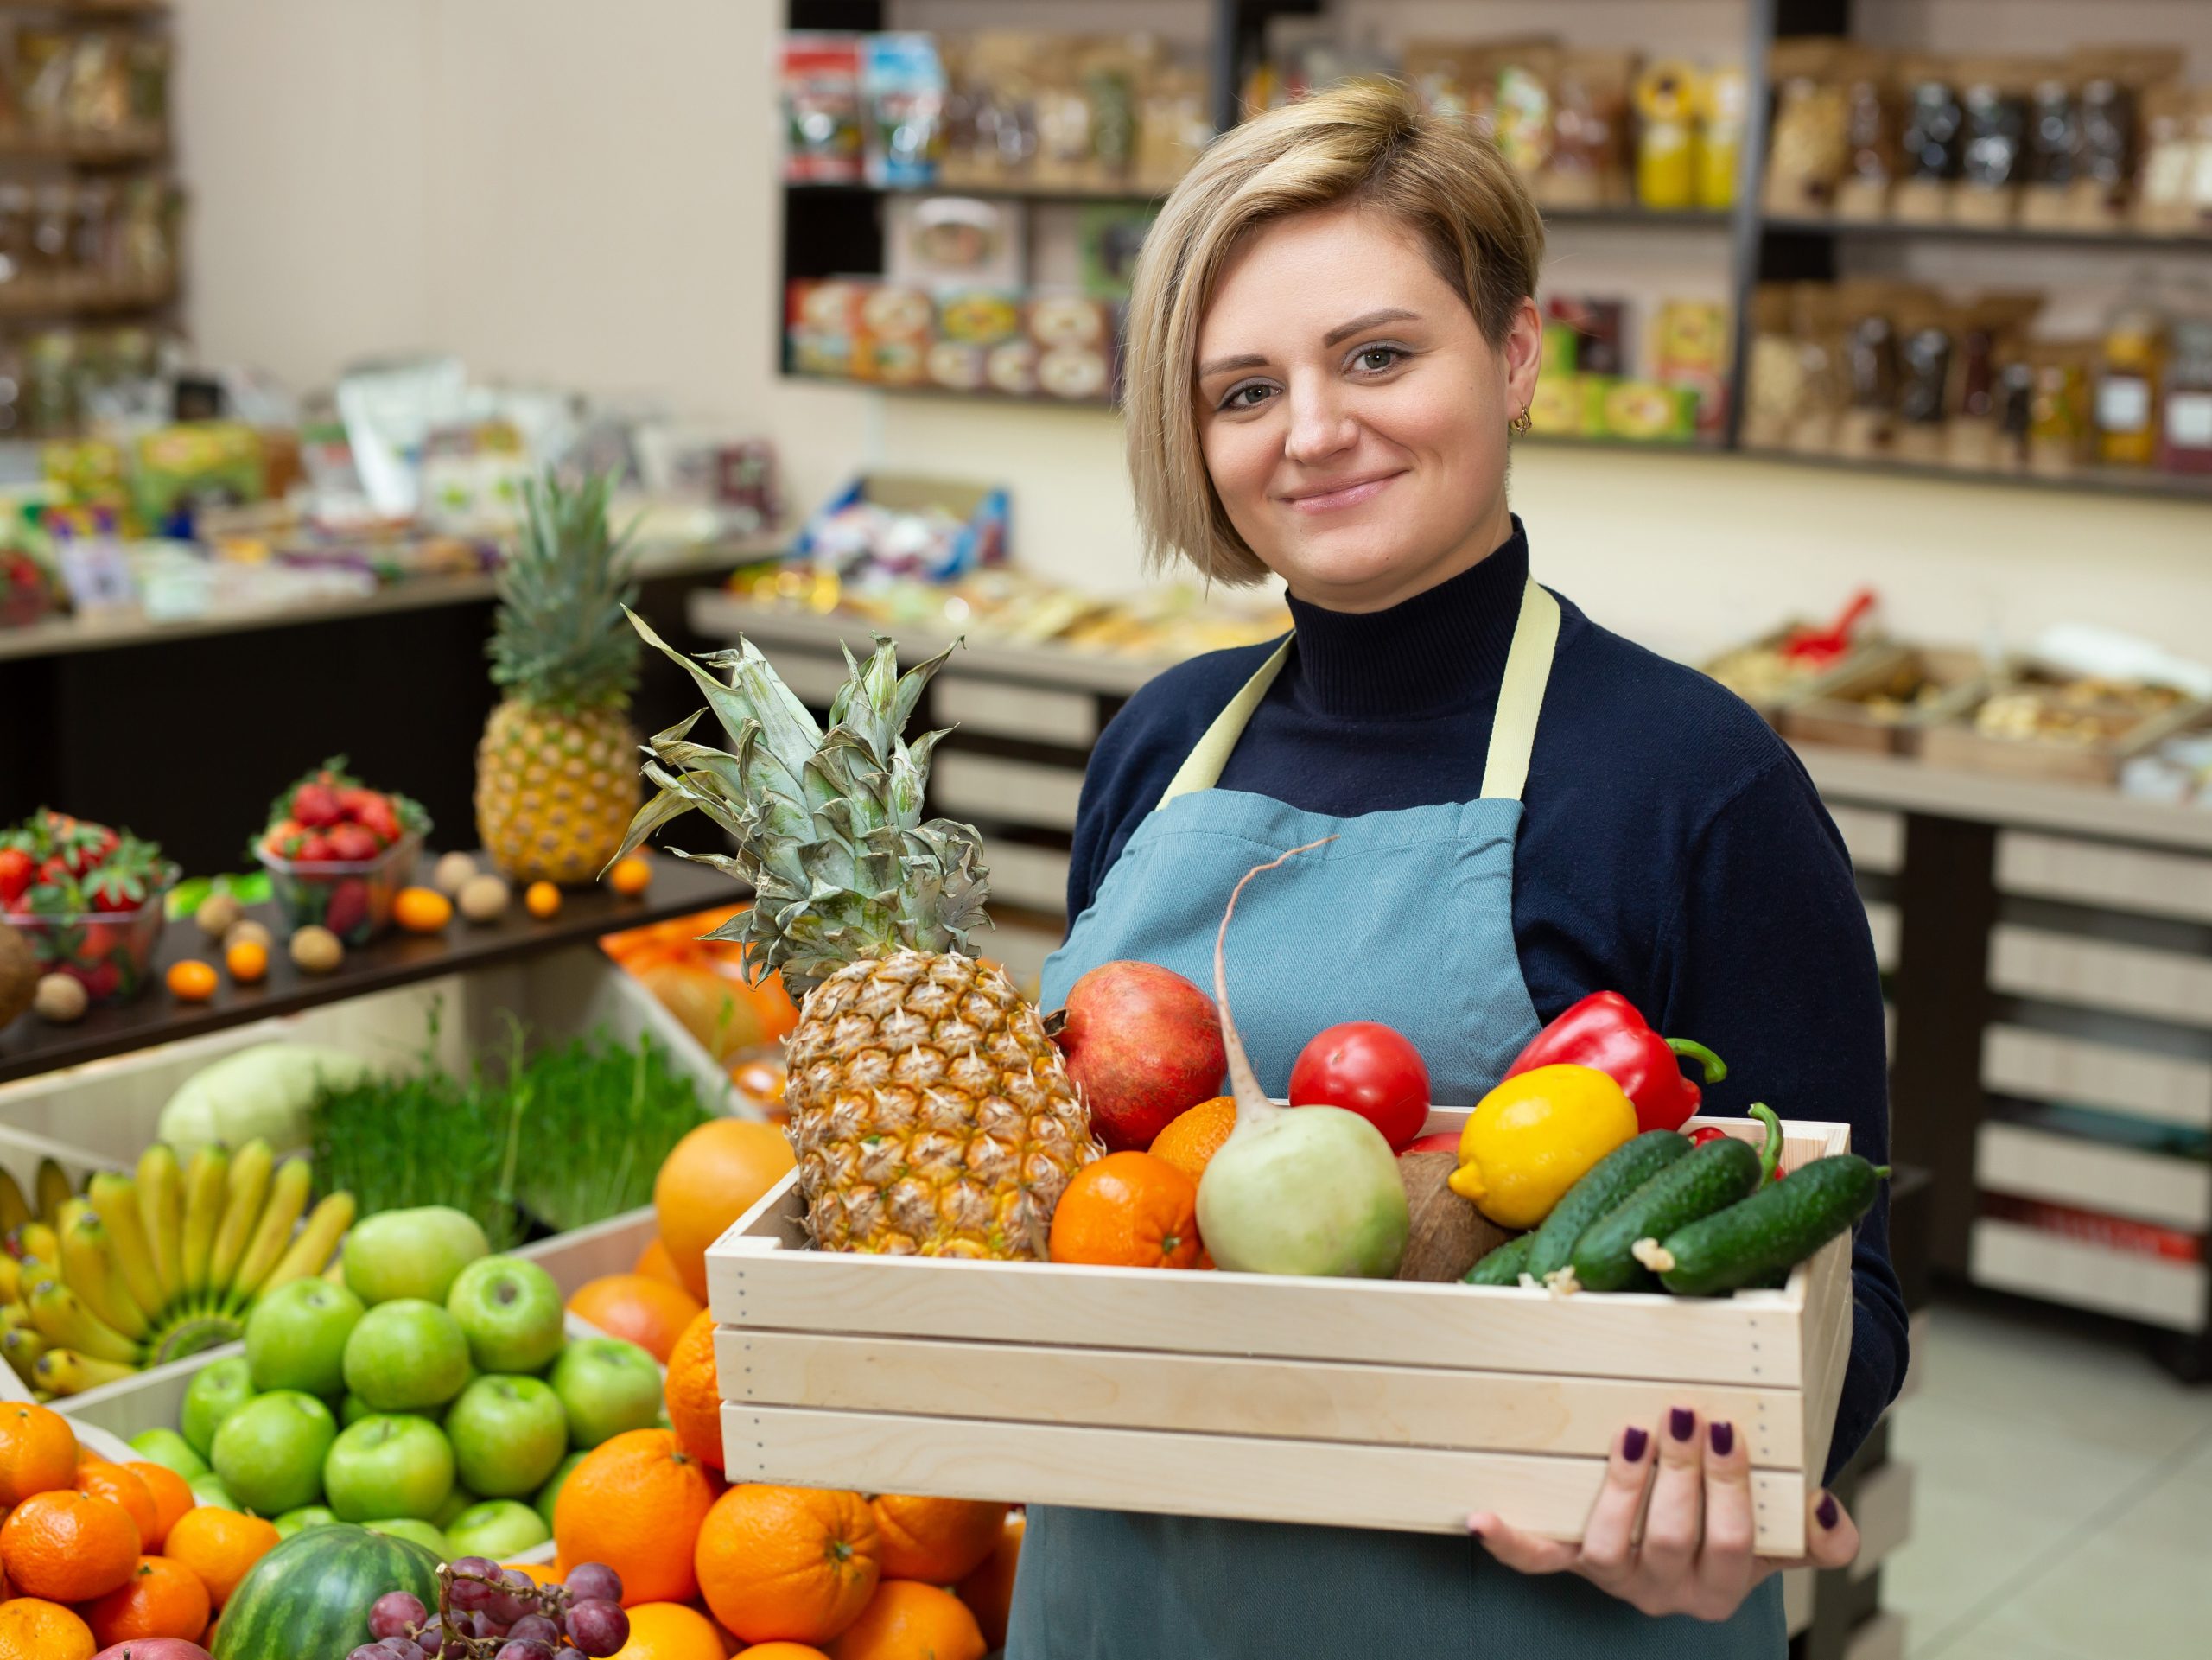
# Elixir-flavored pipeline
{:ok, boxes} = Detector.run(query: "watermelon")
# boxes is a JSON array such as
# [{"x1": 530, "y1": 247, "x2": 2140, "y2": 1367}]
[{"x1": 212, "y1": 1523, "x2": 440, "y2": 1660}]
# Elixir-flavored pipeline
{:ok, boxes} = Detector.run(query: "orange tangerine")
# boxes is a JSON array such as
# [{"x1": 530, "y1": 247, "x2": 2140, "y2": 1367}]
[
  {"x1": 393, "y1": 887, "x2": 454, "y2": 932},
  {"x1": 224, "y1": 939, "x2": 269, "y2": 983},
  {"x1": 610, "y1": 855, "x2": 652, "y2": 896},
  {"x1": 525, "y1": 881, "x2": 562, "y2": 919},
  {"x1": 165, "y1": 960, "x2": 218, "y2": 1002}
]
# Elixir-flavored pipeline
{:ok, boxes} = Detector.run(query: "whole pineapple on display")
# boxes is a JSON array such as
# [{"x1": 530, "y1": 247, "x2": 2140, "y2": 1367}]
[
  {"x1": 611, "y1": 615, "x2": 1098, "y2": 1257},
  {"x1": 476, "y1": 471, "x2": 642, "y2": 884}
]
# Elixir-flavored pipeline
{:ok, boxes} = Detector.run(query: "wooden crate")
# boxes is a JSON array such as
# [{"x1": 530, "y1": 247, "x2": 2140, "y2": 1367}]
[
  {"x1": 1919, "y1": 675, "x2": 2206, "y2": 786},
  {"x1": 1699, "y1": 630, "x2": 1904, "y2": 727},
  {"x1": 1780, "y1": 647, "x2": 1988, "y2": 756},
  {"x1": 705, "y1": 1113, "x2": 1854, "y2": 1555}
]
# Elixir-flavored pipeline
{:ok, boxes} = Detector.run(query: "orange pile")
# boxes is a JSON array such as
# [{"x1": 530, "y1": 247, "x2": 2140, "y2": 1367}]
[{"x1": 0, "y1": 1403, "x2": 274, "y2": 1656}]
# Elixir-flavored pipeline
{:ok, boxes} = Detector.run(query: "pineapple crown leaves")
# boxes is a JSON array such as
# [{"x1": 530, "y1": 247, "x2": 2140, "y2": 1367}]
[
  {"x1": 608, "y1": 609, "x2": 992, "y2": 995},
  {"x1": 488, "y1": 469, "x2": 642, "y2": 714}
]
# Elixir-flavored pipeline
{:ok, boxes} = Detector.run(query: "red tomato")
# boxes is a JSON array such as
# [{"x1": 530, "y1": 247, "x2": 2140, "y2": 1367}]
[
  {"x1": 1404, "y1": 1131, "x2": 1461, "y2": 1155},
  {"x1": 1686, "y1": 1126, "x2": 1730, "y2": 1148},
  {"x1": 1288, "y1": 1021, "x2": 1431, "y2": 1151}
]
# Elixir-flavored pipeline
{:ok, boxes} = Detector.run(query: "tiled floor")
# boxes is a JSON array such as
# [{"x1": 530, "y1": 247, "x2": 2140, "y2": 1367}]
[{"x1": 1885, "y1": 1295, "x2": 2212, "y2": 1658}]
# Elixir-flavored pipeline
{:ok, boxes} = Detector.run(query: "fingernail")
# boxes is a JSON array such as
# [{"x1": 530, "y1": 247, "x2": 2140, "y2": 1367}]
[
  {"x1": 1709, "y1": 1421, "x2": 1735, "y2": 1457},
  {"x1": 1623, "y1": 1426, "x2": 1649, "y2": 1462},
  {"x1": 1669, "y1": 1406, "x2": 1695, "y2": 1441},
  {"x1": 1816, "y1": 1493, "x2": 1840, "y2": 1529}
]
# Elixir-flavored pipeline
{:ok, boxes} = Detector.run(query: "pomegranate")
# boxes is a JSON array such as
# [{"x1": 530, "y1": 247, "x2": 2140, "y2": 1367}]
[
  {"x1": 93, "y1": 1643, "x2": 213, "y2": 1660},
  {"x1": 1052, "y1": 962, "x2": 1227, "y2": 1153}
]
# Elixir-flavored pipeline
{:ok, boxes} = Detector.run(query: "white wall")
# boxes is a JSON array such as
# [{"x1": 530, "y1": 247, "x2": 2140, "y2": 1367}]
[{"x1": 175, "y1": 0, "x2": 2212, "y2": 662}]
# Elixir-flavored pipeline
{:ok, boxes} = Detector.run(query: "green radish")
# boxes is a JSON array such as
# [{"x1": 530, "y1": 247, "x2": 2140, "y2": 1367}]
[
  {"x1": 1195, "y1": 839, "x2": 1410, "y2": 1278},
  {"x1": 1567, "y1": 1129, "x2": 1765, "y2": 1293},
  {"x1": 1638, "y1": 1155, "x2": 1889, "y2": 1296},
  {"x1": 1465, "y1": 1234, "x2": 1534, "y2": 1287},
  {"x1": 1523, "y1": 1129, "x2": 1691, "y2": 1284}
]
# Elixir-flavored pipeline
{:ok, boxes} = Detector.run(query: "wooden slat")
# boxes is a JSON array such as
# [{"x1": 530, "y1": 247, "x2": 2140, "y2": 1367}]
[
  {"x1": 1866, "y1": 900, "x2": 1901, "y2": 972},
  {"x1": 1968, "y1": 1218, "x2": 2208, "y2": 1332},
  {"x1": 932, "y1": 752, "x2": 1085, "y2": 830},
  {"x1": 767, "y1": 648, "x2": 855, "y2": 709},
  {"x1": 982, "y1": 842, "x2": 1071, "y2": 913},
  {"x1": 1996, "y1": 830, "x2": 2212, "y2": 925},
  {"x1": 1848, "y1": 1460, "x2": 1915, "y2": 1584},
  {"x1": 1982, "y1": 1024, "x2": 2212, "y2": 1131},
  {"x1": 721, "y1": 1404, "x2": 1812, "y2": 1555},
  {"x1": 1828, "y1": 804, "x2": 1905, "y2": 874},
  {"x1": 1797, "y1": 1233, "x2": 1856, "y2": 1485},
  {"x1": 1976, "y1": 1121, "x2": 2212, "y2": 1231},
  {"x1": 717, "y1": 1329, "x2": 1806, "y2": 1466},
  {"x1": 938, "y1": 676, "x2": 1096, "y2": 746},
  {"x1": 1987, "y1": 925, "x2": 2212, "y2": 1029}
]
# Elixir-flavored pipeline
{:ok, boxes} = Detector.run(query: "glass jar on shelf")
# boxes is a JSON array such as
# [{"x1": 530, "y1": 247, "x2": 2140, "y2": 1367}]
[{"x1": 2094, "y1": 290, "x2": 2167, "y2": 468}]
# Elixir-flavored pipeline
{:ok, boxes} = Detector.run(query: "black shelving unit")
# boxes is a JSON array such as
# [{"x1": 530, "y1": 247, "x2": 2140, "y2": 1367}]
[{"x1": 778, "y1": 0, "x2": 2211, "y2": 510}]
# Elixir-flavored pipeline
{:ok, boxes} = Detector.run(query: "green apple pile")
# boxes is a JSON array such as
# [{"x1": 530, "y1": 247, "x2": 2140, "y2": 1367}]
[{"x1": 124, "y1": 1203, "x2": 665, "y2": 1563}]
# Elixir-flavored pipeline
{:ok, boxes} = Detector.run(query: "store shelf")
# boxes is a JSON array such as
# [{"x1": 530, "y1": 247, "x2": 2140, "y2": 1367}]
[
  {"x1": 782, "y1": 366, "x2": 1114, "y2": 414},
  {"x1": 1764, "y1": 214, "x2": 2212, "y2": 254},
  {"x1": 1987, "y1": 925, "x2": 2212, "y2": 1030},
  {"x1": 1829, "y1": 804, "x2": 1905, "y2": 875},
  {"x1": 1995, "y1": 830, "x2": 2212, "y2": 927},
  {"x1": 1982, "y1": 1025, "x2": 2212, "y2": 1133},
  {"x1": 1968, "y1": 1217, "x2": 2206, "y2": 1332},
  {"x1": 0, "y1": 855, "x2": 735, "y2": 1087},
  {"x1": 1976, "y1": 1120, "x2": 2212, "y2": 1233},
  {"x1": 0, "y1": 130, "x2": 168, "y2": 166},
  {"x1": 785, "y1": 177, "x2": 1167, "y2": 205},
  {"x1": 0, "y1": 278, "x2": 176, "y2": 321},
  {"x1": 1738, "y1": 446, "x2": 2212, "y2": 506}
]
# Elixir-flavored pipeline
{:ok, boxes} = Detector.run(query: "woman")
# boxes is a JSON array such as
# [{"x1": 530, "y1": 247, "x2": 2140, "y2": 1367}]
[{"x1": 1010, "y1": 81, "x2": 1906, "y2": 1657}]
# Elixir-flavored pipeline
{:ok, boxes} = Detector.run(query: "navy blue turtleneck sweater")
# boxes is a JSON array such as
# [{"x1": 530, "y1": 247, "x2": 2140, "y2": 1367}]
[{"x1": 1066, "y1": 521, "x2": 1906, "y2": 1480}]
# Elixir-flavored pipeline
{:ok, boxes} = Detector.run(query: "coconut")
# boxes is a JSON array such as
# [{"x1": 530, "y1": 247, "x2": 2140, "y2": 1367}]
[
  {"x1": 458, "y1": 873, "x2": 511, "y2": 923},
  {"x1": 0, "y1": 925, "x2": 36, "y2": 1027},
  {"x1": 289, "y1": 925, "x2": 344, "y2": 974},
  {"x1": 33, "y1": 972, "x2": 86, "y2": 1023},
  {"x1": 1395, "y1": 1151, "x2": 1514, "y2": 1282}
]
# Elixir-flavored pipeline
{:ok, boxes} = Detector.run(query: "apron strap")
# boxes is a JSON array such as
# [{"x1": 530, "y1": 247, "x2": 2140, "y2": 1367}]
[{"x1": 1154, "y1": 576, "x2": 1560, "y2": 810}]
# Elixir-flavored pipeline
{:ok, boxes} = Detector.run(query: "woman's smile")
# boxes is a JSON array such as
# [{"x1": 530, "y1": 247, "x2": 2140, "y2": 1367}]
[{"x1": 1281, "y1": 469, "x2": 1408, "y2": 514}]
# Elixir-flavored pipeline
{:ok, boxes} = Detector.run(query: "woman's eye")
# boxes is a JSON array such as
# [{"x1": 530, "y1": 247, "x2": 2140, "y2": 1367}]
[
  {"x1": 1354, "y1": 346, "x2": 1404, "y2": 372},
  {"x1": 1223, "y1": 383, "x2": 1274, "y2": 410}
]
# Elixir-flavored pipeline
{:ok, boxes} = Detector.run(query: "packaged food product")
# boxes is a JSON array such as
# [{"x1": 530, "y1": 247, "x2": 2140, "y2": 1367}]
[
  {"x1": 1655, "y1": 300, "x2": 1730, "y2": 436},
  {"x1": 1545, "y1": 51, "x2": 1634, "y2": 207},
  {"x1": 1836, "y1": 49, "x2": 1898, "y2": 220},
  {"x1": 781, "y1": 33, "x2": 865, "y2": 183},
  {"x1": 2133, "y1": 84, "x2": 2199, "y2": 233},
  {"x1": 1953, "y1": 60, "x2": 2031, "y2": 226},
  {"x1": 886, "y1": 194, "x2": 1026, "y2": 289},
  {"x1": 855, "y1": 283, "x2": 935, "y2": 386},
  {"x1": 1697, "y1": 65, "x2": 1747, "y2": 208},
  {"x1": 1891, "y1": 295, "x2": 1955, "y2": 463},
  {"x1": 2160, "y1": 313, "x2": 2212, "y2": 474},
  {"x1": 2094, "y1": 295, "x2": 2165, "y2": 467},
  {"x1": 2025, "y1": 340, "x2": 2095, "y2": 475},
  {"x1": 1763, "y1": 40, "x2": 1848, "y2": 217},
  {"x1": 1635, "y1": 60, "x2": 1702, "y2": 210},
  {"x1": 1893, "y1": 60, "x2": 1963, "y2": 221},
  {"x1": 1492, "y1": 44, "x2": 1557, "y2": 181},
  {"x1": 861, "y1": 33, "x2": 945, "y2": 187}
]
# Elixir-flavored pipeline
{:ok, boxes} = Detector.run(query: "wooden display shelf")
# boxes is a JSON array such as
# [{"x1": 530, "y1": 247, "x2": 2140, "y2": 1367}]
[
  {"x1": 1738, "y1": 447, "x2": 2212, "y2": 507},
  {"x1": 0, "y1": 854, "x2": 738, "y2": 1086},
  {"x1": 0, "y1": 130, "x2": 167, "y2": 166},
  {"x1": 0, "y1": 278, "x2": 175, "y2": 320},
  {"x1": 1764, "y1": 214, "x2": 2212, "y2": 253}
]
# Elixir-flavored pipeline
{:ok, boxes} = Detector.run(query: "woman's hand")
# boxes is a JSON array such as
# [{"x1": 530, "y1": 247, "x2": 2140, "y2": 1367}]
[{"x1": 1470, "y1": 1405, "x2": 1859, "y2": 1622}]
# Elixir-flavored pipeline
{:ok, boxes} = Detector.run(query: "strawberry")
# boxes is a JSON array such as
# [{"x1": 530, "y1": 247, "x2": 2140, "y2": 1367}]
[
  {"x1": 326, "y1": 823, "x2": 381, "y2": 862},
  {"x1": 294, "y1": 831, "x2": 336, "y2": 864},
  {"x1": 350, "y1": 794, "x2": 404, "y2": 845},
  {"x1": 83, "y1": 865, "x2": 149, "y2": 913},
  {"x1": 0, "y1": 847, "x2": 32, "y2": 906},
  {"x1": 37, "y1": 854, "x2": 73, "y2": 889},
  {"x1": 76, "y1": 959, "x2": 120, "y2": 1000},
  {"x1": 292, "y1": 782, "x2": 343, "y2": 829},
  {"x1": 326, "y1": 877, "x2": 371, "y2": 938},
  {"x1": 78, "y1": 921, "x2": 119, "y2": 963}
]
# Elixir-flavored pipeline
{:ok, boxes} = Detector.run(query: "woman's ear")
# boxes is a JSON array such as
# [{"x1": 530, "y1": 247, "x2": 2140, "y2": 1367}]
[{"x1": 1502, "y1": 296, "x2": 1544, "y2": 419}]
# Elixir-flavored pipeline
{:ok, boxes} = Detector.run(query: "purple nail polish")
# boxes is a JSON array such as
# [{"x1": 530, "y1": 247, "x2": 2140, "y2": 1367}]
[
  {"x1": 1623, "y1": 1426, "x2": 1649, "y2": 1462},
  {"x1": 1710, "y1": 1421, "x2": 1735, "y2": 1457},
  {"x1": 1669, "y1": 1407, "x2": 1695, "y2": 1441},
  {"x1": 1816, "y1": 1494, "x2": 1840, "y2": 1529}
]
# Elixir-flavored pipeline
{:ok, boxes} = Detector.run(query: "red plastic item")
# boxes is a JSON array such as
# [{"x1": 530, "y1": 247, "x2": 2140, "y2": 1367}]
[{"x1": 1783, "y1": 588, "x2": 1878, "y2": 666}]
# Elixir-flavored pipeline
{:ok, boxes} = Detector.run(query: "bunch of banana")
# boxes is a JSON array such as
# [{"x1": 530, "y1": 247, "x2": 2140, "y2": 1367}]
[{"x1": 0, "y1": 1140, "x2": 356, "y2": 1399}]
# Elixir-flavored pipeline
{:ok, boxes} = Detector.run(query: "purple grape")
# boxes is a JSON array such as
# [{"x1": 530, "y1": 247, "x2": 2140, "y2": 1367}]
[
  {"x1": 508, "y1": 1613, "x2": 562, "y2": 1646},
  {"x1": 563, "y1": 1561, "x2": 623, "y2": 1605},
  {"x1": 567, "y1": 1599, "x2": 630, "y2": 1658},
  {"x1": 349, "y1": 1648, "x2": 387, "y2": 1660},
  {"x1": 493, "y1": 1643, "x2": 556, "y2": 1660},
  {"x1": 446, "y1": 1575, "x2": 490, "y2": 1615},
  {"x1": 369, "y1": 1590, "x2": 429, "y2": 1640}
]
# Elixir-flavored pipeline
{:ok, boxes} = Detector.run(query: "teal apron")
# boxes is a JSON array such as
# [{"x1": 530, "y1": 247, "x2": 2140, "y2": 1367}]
[{"x1": 1008, "y1": 576, "x2": 1783, "y2": 1658}]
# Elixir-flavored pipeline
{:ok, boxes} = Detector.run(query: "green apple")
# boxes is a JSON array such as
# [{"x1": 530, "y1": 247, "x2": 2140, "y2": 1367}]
[
  {"x1": 433, "y1": 1484, "x2": 480, "y2": 1530},
  {"x1": 341, "y1": 1393, "x2": 374, "y2": 1426},
  {"x1": 533, "y1": 1450, "x2": 585, "y2": 1529},
  {"x1": 443, "y1": 1498, "x2": 549, "y2": 1561},
  {"x1": 274, "y1": 1504, "x2": 339, "y2": 1538},
  {"x1": 210, "y1": 1390, "x2": 338, "y2": 1516},
  {"x1": 343, "y1": 1300, "x2": 471, "y2": 1411},
  {"x1": 444, "y1": 1374, "x2": 567, "y2": 1498},
  {"x1": 550, "y1": 1337, "x2": 664, "y2": 1449},
  {"x1": 365, "y1": 1517, "x2": 448, "y2": 1557},
  {"x1": 323, "y1": 1413, "x2": 455, "y2": 1523},
  {"x1": 343, "y1": 1205, "x2": 491, "y2": 1306},
  {"x1": 245, "y1": 1278, "x2": 366, "y2": 1396},
  {"x1": 445, "y1": 1256, "x2": 565, "y2": 1375},
  {"x1": 180, "y1": 1356, "x2": 258, "y2": 1460},
  {"x1": 129, "y1": 1427, "x2": 209, "y2": 1481},
  {"x1": 189, "y1": 1472, "x2": 237, "y2": 1511}
]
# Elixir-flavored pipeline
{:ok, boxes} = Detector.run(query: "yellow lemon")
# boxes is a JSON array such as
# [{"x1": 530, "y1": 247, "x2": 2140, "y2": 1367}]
[{"x1": 1446, "y1": 1064, "x2": 1639, "y2": 1229}]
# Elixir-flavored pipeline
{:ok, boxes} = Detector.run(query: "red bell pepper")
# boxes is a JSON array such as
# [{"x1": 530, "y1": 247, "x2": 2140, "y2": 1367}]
[{"x1": 1504, "y1": 991, "x2": 1726, "y2": 1134}]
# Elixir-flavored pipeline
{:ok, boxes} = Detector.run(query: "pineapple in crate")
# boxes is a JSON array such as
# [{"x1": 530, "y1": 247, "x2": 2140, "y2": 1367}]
[
  {"x1": 611, "y1": 616, "x2": 1099, "y2": 1258},
  {"x1": 476, "y1": 471, "x2": 643, "y2": 884}
]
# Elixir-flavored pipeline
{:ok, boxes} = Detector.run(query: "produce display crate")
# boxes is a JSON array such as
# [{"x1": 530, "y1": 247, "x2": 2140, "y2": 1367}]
[
  {"x1": 705, "y1": 1112, "x2": 1854, "y2": 1555},
  {"x1": 1698, "y1": 629, "x2": 1904, "y2": 725},
  {"x1": 1779, "y1": 646, "x2": 1989, "y2": 756},
  {"x1": 1918, "y1": 672, "x2": 2207, "y2": 786}
]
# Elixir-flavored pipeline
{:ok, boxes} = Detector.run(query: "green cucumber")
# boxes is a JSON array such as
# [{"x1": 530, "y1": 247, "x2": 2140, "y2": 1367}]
[
  {"x1": 1464, "y1": 1234, "x2": 1534, "y2": 1287},
  {"x1": 1523, "y1": 1130, "x2": 1691, "y2": 1283},
  {"x1": 1644, "y1": 1156, "x2": 1889, "y2": 1297},
  {"x1": 1567, "y1": 1135, "x2": 1764, "y2": 1293}
]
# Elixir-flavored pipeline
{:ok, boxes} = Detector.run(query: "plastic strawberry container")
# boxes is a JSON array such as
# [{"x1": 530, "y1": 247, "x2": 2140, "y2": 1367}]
[
  {"x1": 2, "y1": 880, "x2": 175, "y2": 1006},
  {"x1": 257, "y1": 830, "x2": 423, "y2": 946}
]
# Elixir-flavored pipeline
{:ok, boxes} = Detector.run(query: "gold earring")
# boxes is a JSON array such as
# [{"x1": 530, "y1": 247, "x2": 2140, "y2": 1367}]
[{"x1": 1510, "y1": 406, "x2": 1534, "y2": 438}]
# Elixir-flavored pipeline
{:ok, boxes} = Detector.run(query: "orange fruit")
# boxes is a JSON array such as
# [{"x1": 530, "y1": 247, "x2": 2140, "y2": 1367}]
[
  {"x1": 0, "y1": 1490, "x2": 139, "y2": 1602},
  {"x1": 868, "y1": 1496, "x2": 1005, "y2": 1585},
  {"x1": 0, "y1": 1597, "x2": 95, "y2": 1660},
  {"x1": 954, "y1": 1511, "x2": 1023, "y2": 1649},
  {"x1": 665, "y1": 1309, "x2": 725, "y2": 1472},
  {"x1": 1147, "y1": 1096, "x2": 1237, "y2": 1184},
  {"x1": 393, "y1": 886, "x2": 453, "y2": 932},
  {"x1": 554, "y1": 1429, "x2": 722, "y2": 1607},
  {"x1": 654, "y1": 1121, "x2": 796, "y2": 1301},
  {"x1": 0, "y1": 1403, "x2": 78, "y2": 1504},
  {"x1": 1047, "y1": 1151, "x2": 1201, "y2": 1269},
  {"x1": 525, "y1": 881, "x2": 562, "y2": 919},
  {"x1": 634, "y1": 1237, "x2": 689, "y2": 1291},
  {"x1": 610, "y1": 855, "x2": 653, "y2": 896},
  {"x1": 827, "y1": 1581, "x2": 985, "y2": 1660},
  {"x1": 166, "y1": 959, "x2": 219, "y2": 1002},
  {"x1": 73, "y1": 1462, "x2": 157, "y2": 1547},
  {"x1": 225, "y1": 938, "x2": 270, "y2": 983},
  {"x1": 693, "y1": 1484, "x2": 880, "y2": 1645},
  {"x1": 736, "y1": 1647, "x2": 833, "y2": 1660},
  {"x1": 80, "y1": 1554, "x2": 212, "y2": 1645},
  {"x1": 126, "y1": 1461, "x2": 196, "y2": 1551},
  {"x1": 162, "y1": 1506, "x2": 279, "y2": 1609},
  {"x1": 611, "y1": 1601, "x2": 726, "y2": 1660},
  {"x1": 504, "y1": 1561, "x2": 561, "y2": 1587},
  {"x1": 568, "y1": 1274, "x2": 704, "y2": 1364}
]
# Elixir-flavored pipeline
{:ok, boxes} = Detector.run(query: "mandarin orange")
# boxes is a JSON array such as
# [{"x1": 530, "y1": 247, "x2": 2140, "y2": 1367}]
[
  {"x1": 80, "y1": 1554, "x2": 211, "y2": 1645},
  {"x1": 1047, "y1": 1151, "x2": 1201, "y2": 1269},
  {"x1": 553, "y1": 1429, "x2": 721, "y2": 1606},
  {"x1": 0, "y1": 1490, "x2": 138, "y2": 1602},
  {"x1": 693, "y1": 1484, "x2": 880, "y2": 1645}
]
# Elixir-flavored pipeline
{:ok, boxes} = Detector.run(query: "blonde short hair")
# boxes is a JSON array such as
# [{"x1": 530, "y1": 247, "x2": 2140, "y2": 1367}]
[{"x1": 1122, "y1": 80, "x2": 1545, "y2": 585}]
